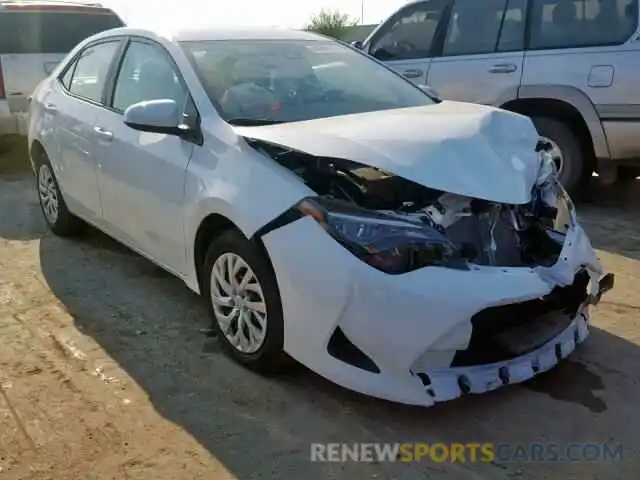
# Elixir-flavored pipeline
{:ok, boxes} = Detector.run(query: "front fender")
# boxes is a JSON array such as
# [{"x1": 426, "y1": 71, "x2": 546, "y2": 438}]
[{"x1": 182, "y1": 133, "x2": 314, "y2": 292}]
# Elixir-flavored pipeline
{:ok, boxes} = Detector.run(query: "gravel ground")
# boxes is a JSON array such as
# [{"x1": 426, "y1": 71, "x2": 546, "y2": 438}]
[{"x1": 1, "y1": 144, "x2": 639, "y2": 479}]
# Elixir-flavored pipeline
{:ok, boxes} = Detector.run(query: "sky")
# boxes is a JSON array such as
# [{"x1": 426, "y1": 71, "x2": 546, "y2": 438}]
[{"x1": 103, "y1": 0, "x2": 411, "y2": 30}]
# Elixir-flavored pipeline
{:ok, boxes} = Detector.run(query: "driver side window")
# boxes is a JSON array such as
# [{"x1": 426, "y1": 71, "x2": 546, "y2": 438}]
[
  {"x1": 111, "y1": 40, "x2": 187, "y2": 113},
  {"x1": 369, "y1": 0, "x2": 449, "y2": 61}
]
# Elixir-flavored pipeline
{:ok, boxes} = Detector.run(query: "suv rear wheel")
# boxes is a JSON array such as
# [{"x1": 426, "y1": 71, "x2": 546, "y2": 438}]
[{"x1": 531, "y1": 116, "x2": 584, "y2": 194}]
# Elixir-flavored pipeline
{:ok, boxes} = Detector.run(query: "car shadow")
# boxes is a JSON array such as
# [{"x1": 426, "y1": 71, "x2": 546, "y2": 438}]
[{"x1": 38, "y1": 224, "x2": 640, "y2": 478}]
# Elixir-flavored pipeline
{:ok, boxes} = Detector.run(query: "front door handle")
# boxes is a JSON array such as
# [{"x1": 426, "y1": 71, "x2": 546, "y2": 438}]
[
  {"x1": 489, "y1": 63, "x2": 517, "y2": 74},
  {"x1": 403, "y1": 69, "x2": 423, "y2": 79},
  {"x1": 44, "y1": 102, "x2": 57, "y2": 112},
  {"x1": 94, "y1": 126, "x2": 113, "y2": 141}
]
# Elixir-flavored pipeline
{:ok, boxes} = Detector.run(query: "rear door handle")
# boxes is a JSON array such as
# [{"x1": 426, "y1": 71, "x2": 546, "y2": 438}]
[
  {"x1": 94, "y1": 126, "x2": 113, "y2": 141},
  {"x1": 44, "y1": 102, "x2": 57, "y2": 112},
  {"x1": 489, "y1": 63, "x2": 517, "y2": 74},
  {"x1": 403, "y1": 69, "x2": 423, "y2": 79}
]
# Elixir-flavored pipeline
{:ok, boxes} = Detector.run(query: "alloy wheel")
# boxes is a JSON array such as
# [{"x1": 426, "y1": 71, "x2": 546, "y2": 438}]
[
  {"x1": 210, "y1": 252, "x2": 268, "y2": 354},
  {"x1": 38, "y1": 164, "x2": 59, "y2": 224}
]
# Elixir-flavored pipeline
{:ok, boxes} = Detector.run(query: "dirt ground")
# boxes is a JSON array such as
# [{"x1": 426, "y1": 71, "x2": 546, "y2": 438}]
[{"x1": 1, "y1": 143, "x2": 639, "y2": 480}]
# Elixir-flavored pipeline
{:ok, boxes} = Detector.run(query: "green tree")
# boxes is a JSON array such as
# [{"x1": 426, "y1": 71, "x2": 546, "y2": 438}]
[{"x1": 304, "y1": 9, "x2": 359, "y2": 39}]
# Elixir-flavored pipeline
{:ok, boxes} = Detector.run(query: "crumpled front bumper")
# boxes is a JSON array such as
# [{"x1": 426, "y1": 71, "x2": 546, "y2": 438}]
[
  {"x1": 415, "y1": 307, "x2": 588, "y2": 403},
  {"x1": 262, "y1": 215, "x2": 612, "y2": 406}
]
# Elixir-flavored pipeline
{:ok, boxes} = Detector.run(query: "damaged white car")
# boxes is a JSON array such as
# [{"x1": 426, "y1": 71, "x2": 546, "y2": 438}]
[{"x1": 28, "y1": 27, "x2": 614, "y2": 406}]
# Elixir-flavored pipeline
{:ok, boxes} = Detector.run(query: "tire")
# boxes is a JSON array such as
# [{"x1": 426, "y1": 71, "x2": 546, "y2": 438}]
[
  {"x1": 203, "y1": 229, "x2": 290, "y2": 374},
  {"x1": 618, "y1": 166, "x2": 640, "y2": 182},
  {"x1": 531, "y1": 116, "x2": 585, "y2": 195},
  {"x1": 33, "y1": 152, "x2": 84, "y2": 236}
]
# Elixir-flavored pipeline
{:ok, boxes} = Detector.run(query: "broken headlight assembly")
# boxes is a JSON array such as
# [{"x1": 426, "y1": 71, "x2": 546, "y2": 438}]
[
  {"x1": 297, "y1": 197, "x2": 468, "y2": 274},
  {"x1": 533, "y1": 141, "x2": 575, "y2": 236}
]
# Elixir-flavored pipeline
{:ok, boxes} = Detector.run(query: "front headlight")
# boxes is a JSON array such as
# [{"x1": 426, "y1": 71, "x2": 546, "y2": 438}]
[{"x1": 296, "y1": 197, "x2": 467, "y2": 274}]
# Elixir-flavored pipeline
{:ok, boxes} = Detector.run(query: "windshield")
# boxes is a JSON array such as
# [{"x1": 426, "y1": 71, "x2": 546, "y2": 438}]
[{"x1": 180, "y1": 39, "x2": 435, "y2": 125}]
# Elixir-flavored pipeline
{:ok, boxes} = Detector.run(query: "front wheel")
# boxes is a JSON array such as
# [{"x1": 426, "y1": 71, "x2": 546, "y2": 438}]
[
  {"x1": 531, "y1": 116, "x2": 585, "y2": 195},
  {"x1": 203, "y1": 229, "x2": 290, "y2": 374}
]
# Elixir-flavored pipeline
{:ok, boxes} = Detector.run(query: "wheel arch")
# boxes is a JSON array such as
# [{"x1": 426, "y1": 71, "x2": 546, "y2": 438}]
[
  {"x1": 502, "y1": 85, "x2": 610, "y2": 171},
  {"x1": 29, "y1": 138, "x2": 49, "y2": 172},
  {"x1": 191, "y1": 211, "x2": 275, "y2": 295}
]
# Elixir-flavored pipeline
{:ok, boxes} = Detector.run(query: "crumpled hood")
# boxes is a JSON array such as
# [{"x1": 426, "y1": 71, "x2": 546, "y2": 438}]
[{"x1": 234, "y1": 101, "x2": 542, "y2": 204}]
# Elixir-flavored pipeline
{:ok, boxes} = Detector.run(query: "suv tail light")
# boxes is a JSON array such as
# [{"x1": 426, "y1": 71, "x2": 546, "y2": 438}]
[{"x1": 0, "y1": 58, "x2": 5, "y2": 99}]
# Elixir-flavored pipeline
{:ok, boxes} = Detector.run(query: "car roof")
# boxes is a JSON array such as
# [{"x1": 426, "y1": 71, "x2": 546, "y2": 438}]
[
  {"x1": 173, "y1": 27, "x2": 327, "y2": 42},
  {"x1": 91, "y1": 25, "x2": 328, "y2": 44},
  {"x1": 0, "y1": 0, "x2": 106, "y2": 7}
]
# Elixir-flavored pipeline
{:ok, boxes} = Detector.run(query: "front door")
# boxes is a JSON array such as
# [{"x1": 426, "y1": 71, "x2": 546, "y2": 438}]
[
  {"x1": 364, "y1": 0, "x2": 452, "y2": 86},
  {"x1": 94, "y1": 39, "x2": 196, "y2": 274},
  {"x1": 427, "y1": 0, "x2": 527, "y2": 105}
]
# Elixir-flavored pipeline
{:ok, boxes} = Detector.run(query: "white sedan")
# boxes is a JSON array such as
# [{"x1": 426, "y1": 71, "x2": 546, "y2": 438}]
[{"x1": 27, "y1": 26, "x2": 614, "y2": 406}]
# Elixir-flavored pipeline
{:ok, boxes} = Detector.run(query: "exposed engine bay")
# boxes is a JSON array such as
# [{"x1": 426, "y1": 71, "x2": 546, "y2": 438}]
[{"x1": 249, "y1": 138, "x2": 572, "y2": 270}]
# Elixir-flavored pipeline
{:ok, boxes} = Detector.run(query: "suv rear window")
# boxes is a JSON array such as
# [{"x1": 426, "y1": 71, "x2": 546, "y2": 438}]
[{"x1": 0, "y1": 9, "x2": 123, "y2": 54}]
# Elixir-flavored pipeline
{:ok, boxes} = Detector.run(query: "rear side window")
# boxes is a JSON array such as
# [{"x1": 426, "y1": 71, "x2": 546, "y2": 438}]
[
  {"x1": 529, "y1": 0, "x2": 638, "y2": 50},
  {"x1": 0, "y1": 9, "x2": 123, "y2": 54},
  {"x1": 65, "y1": 41, "x2": 120, "y2": 103},
  {"x1": 442, "y1": 0, "x2": 527, "y2": 55}
]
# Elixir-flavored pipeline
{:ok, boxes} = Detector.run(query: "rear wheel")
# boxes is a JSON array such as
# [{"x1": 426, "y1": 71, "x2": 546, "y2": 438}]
[
  {"x1": 34, "y1": 153, "x2": 84, "y2": 236},
  {"x1": 203, "y1": 229, "x2": 290, "y2": 374},
  {"x1": 618, "y1": 166, "x2": 640, "y2": 182},
  {"x1": 532, "y1": 116, "x2": 585, "y2": 195}
]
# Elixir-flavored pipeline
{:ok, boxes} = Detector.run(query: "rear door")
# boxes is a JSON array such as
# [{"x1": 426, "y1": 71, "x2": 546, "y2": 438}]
[
  {"x1": 427, "y1": 0, "x2": 527, "y2": 105},
  {"x1": 363, "y1": 0, "x2": 451, "y2": 86},
  {"x1": 0, "y1": 5, "x2": 123, "y2": 115},
  {"x1": 48, "y1": 39, "x2": 123, "y2": 221}
]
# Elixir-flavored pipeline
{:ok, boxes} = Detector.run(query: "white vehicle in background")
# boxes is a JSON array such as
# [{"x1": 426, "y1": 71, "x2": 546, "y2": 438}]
[
  {"x1": 0, "y1": 0, "x2": 123, "y2": 149},
  {"x1": 358, "y1": 0, "x2": 640, "y2": 194},
  {"x1": 27, "y1": 26, "x2": 614, "y2": 406}
]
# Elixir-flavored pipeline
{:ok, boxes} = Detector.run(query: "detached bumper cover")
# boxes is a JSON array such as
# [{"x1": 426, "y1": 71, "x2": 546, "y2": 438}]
[
  {"x1": 262, "y1": 216, "x2": 611, "y2": 406},
  {"x1": 414, "y1": 309, "x2": 589, "y2": 402}
]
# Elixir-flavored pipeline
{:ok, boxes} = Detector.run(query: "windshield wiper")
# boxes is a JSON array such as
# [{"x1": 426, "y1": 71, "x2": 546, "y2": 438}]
[{"x1": 226, "y1": 118, "x2": 286, "y2": 126}]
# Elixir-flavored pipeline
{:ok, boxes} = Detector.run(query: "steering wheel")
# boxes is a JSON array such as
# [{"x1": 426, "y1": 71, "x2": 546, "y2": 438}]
[{"x1": 392, "y1": 39, "x2": 419, "y2": 56}]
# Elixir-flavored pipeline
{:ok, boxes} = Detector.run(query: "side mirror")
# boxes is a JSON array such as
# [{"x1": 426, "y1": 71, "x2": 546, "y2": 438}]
[
  {"x1": 123, "y1": 99, "x2": 186, "y2": 136},
  {"x1": 350, "y1": 40, "x2": 363, "y2": 49}
]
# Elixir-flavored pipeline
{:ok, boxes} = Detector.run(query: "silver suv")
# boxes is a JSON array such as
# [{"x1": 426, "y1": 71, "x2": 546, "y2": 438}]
[
  {"x1": 359, "y1": 0, "x2": 640, "y2": 192},
  {"x1": 0, "y1": 0, "x2": 123, "y2": 148}
]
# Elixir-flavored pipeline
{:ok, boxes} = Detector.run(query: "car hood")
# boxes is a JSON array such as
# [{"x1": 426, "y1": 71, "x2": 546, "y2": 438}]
[{"x1": 234, "y1": 101, "x2": 542, "y2": 204}]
